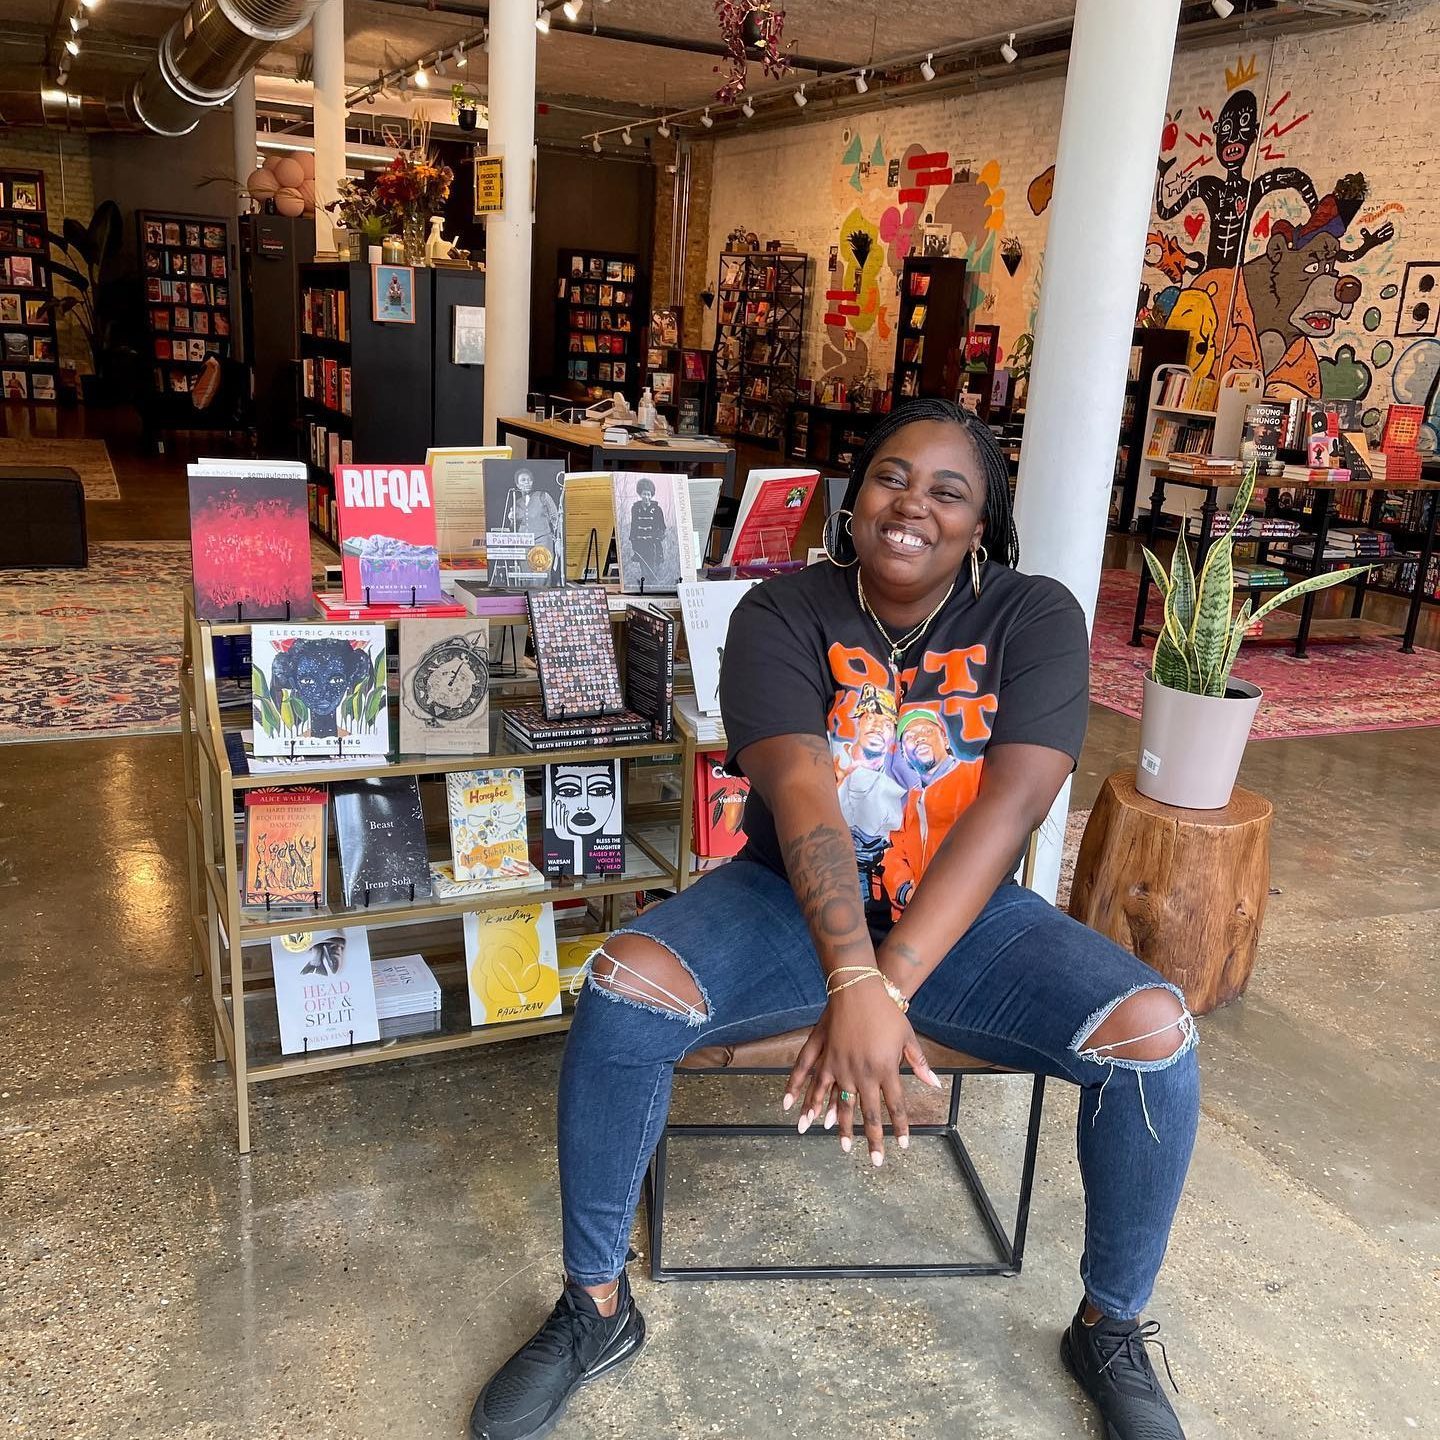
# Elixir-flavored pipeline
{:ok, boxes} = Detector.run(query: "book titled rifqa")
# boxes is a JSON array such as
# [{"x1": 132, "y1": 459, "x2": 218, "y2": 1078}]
[{"x1": 314, "y1": 590, "x2": 467, "y2": 620}]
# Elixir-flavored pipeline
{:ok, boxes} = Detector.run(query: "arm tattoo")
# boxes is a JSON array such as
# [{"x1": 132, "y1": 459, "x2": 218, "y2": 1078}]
[
  {"x1": 887, "y1": 938, "x2": 923, "y2": 970},
  {"x1": 780, "y1": 821, "x2": 868, "y2": 967}
]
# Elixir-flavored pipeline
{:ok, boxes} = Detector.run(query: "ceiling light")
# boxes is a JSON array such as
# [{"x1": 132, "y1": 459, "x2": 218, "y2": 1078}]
[
  {"x1": 69, "y1": 14, "x2": 87, "y2": 31},
  {"x1": 622, "y1": 127, "x2": 633, "y2": 145},
  {"x1": 793, "y1": 84, "x2": 807, "y2": 107},
  {"x1": 919, "y1": 52, "x2": 935, "y2": 82},
  {"x1": 434, "y1": 57, "x2": 445, "y2": 76},
  {"x1": 80, "y1": 0, "x2": 100, "y2": 8},
  {"x1": 365, "y1": 91, "x2": 375, "y2": 105},
  {"x1": 535, "y1": 4, "x2": 550, "y2": 33},
  {"x1": 1000, "y1": 33, "x2": 1017, "y2": 63},
  {"x1": 741, "y1": 95, "x2": 754, "y2": 117},
  {"x1": 657, "y1": 116, "x2": 671, "y2": 137},
  {"x1": 700, "y1": 107, "x2": 713, "y2": 128},
  {"x1": 591, "y1": 135, "x2": 602, "y2": 153},
  {"x1": 455, "y1": 43, "x2": 466, "y2": 66},
  {"x1": 64, "y1": 36, "x2": 80, "y2": 55},
  {"x1": 1211, "y1": 0, "x2": 1234, "y2": 14},
  {"x1": 854, "y1": 69, "x2": 868, "y2": 94},
  {"x1": 413, "y1": 64, "x2": 428, "y2": 86},
  {"x1": 563, "y1": 0, "x2": 582, "y2": 18}
]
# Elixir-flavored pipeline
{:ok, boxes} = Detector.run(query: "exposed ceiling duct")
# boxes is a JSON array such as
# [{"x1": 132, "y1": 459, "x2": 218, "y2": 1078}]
[
  {"x1": 0, "y1": 87, "x2": 139, "y2": 131},
  {"x1": 127, "y1": 0, "x2": 324, "y2": 136}
]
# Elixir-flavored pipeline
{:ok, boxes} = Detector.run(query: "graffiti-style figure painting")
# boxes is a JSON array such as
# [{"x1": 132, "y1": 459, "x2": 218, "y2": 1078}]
[{"x1": 1155, "y1": 89, "x2": 1320, "y2": 270}]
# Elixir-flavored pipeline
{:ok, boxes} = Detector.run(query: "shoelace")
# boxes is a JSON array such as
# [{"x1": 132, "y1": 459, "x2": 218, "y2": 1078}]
[
  {"x1": 1095, "y1": 1320, "x2": 1179, "y2": 1397},
  {"x1": 528, "y1": 1288, "x2": 608, "y2": 1363}
]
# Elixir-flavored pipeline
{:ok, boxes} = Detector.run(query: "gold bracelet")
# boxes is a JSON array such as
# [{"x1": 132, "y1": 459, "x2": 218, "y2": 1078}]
[
  {"x1": 881, "y1": 976, "x2": 910, "y2": 1014},
  {"x1": 825, "y1": 969, "x2": 884, "y2": 997}
]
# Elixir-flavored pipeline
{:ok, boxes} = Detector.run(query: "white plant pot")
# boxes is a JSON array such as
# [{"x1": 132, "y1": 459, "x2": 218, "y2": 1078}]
[
  {"x1": 1135, "y1": 674, "x2": 1262, "y2": 810},
  {"x1": 367, "y1": 244, "x2": 383, "y2": 265}
]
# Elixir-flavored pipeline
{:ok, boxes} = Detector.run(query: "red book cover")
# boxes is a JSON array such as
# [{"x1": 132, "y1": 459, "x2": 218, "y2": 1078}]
[
  {"x1": 187, "y1": 464, "x2": 312, "y2": 621},
  {"x1": 722, "y1": 468, "x2": 821, "y2": 566},
  {"x1": 335, "y1": 464, "x2": 443, "y2": 604},
  {"x1": 1382, "y1": 404, "x2": 1424, "y2": 453},
  {"x1": 692, "y1": 755, "x2": 749, "y2": 859}
]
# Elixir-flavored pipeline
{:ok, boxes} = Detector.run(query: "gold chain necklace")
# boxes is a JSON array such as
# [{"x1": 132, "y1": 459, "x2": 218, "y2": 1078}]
[{"x1": 855, "y1": 570, "x2": 956, "y2": 672}]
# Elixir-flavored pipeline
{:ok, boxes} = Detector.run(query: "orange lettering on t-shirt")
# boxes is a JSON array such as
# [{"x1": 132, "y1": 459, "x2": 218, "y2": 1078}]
[
  {"x1": 828, "y1": 642, "x2": 890, "y2": 691},
  {"x1": 923, "y1": 645, "x2": 997, "y2": 741}
]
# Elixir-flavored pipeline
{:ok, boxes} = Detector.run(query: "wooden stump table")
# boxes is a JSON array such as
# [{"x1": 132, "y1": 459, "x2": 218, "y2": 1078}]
[{"x1": 1068, "y1": 771, "x2": 1274, "y2": 1015}]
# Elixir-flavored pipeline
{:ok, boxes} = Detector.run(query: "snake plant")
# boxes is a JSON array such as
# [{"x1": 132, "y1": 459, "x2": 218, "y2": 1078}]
[{"x1": 1142, "y1": 460, "x2": 1369, "y2": 697}]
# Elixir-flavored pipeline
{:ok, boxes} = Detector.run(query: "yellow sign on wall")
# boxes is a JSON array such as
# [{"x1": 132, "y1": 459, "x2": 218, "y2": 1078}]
[{"x1": 474, "y1": 155, "x2": 505, "y2": 217}]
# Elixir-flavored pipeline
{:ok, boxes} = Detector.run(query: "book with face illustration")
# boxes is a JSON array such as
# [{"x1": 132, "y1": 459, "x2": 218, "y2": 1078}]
[
  {"x1": 270, "y1": 926, "x2": 380, "y2": 1054},
  {"x1": 445, "y1": 767, "x2": 530, "y2": 883},
  {"x1": 250, "y1": 623, "x2": 388, "y2": 756},
  {"x1": 483, "y1": 458, "x2": 566, "y2": 589},
  {"x1": 542, "y1": 759, "x2": 624, "y2": 876}
]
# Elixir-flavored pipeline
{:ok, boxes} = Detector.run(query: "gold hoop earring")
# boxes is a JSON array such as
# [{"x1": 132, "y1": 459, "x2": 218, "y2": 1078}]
[
  {"x1": 822, "y1": 509, "x2": 858, "y2": 568},
  {"x1": 970, "y1": 544, "x2": 987, "y2": 598}
]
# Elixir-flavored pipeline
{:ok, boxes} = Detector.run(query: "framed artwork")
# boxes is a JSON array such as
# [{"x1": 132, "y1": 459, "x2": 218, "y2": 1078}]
[
  {"x1": 651, "y1": 308, "x2": 678, "y2": 348},
  {"x1": 452, "y1": 304, "x2": 486, "y2": 365},
  {"x1": 681, "y1": 349, "x2": 709, "y2": 382},
  {"x1": 10, "y1": 181, "x2": 40, "y2": 212},
  {"x1": 24, "y1": 298, "x2": 47, "y2": 324},
  {"x1": 372, "y1": 264, "x2": 415, "y2": 324}
]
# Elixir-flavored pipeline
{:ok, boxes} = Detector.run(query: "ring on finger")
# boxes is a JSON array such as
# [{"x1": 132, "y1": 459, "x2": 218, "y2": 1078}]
[{"x1": 838, "y1": 1090, "x2": 854, "y2": 1102}]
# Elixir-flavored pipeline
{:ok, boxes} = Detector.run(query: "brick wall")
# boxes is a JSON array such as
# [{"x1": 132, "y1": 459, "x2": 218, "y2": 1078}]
[
  {"x1": 702, "y1": 0, "x2": 1440, "y2": 436},
  {"x1": 0, "y1": 129, "x2": 95, "y2": 373}
]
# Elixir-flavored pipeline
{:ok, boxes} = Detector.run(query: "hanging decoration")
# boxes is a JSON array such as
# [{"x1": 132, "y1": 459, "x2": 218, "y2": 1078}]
[{"x1": 713, "y1": 0, "x2": 793, "y2": 104}]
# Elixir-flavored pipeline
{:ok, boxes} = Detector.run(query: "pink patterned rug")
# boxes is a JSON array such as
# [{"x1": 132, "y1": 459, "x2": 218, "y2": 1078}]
[{"x1": 1091, "y1": 569, "x2": 1440, "y2": 740}]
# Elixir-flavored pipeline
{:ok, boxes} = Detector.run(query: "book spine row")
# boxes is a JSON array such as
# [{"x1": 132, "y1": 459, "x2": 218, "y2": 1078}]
[{"x1": 503, "y1": 727, "x2": 650, "y2": 753}]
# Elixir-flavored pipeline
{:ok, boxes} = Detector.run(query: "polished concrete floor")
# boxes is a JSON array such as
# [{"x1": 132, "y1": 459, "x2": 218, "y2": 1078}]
[{"x1": 1, "y1": 407, "x2": 1437, "y2": 1439}]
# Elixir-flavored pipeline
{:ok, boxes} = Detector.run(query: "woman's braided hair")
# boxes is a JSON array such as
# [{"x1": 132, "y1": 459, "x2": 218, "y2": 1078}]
[{"x1": 831, "y1": 397, "x2": 1019, "y2": 569}]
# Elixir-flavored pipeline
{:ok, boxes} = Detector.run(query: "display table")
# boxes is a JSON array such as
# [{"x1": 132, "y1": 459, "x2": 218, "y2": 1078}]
[
  {"x1": 1130, "y1": 467, "x2": 1440, "y2": 656},
  {"x1": 496, "y1": 415, "x2": 736, "y2": 490},
  {"x1": 1068, "y1": 772, "x2": 1273, "y2": 1016}
]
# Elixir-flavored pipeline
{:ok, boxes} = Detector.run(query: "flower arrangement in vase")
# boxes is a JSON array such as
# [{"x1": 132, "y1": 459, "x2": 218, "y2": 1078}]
[{"x1": 372, "y1": 120, "x2": 454, "y2": 265}]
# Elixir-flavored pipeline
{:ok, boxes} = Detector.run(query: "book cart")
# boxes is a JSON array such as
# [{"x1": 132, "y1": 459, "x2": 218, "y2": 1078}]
[
  {"x1": 711, "y1": 250, "x2": 809, "y2": 445},
  {"x1": 0, "y1": 167, "x2": 62, "y2": 403},
  {"x1": 180, "y1": 591, "x2": 718, "y2": 1153}
]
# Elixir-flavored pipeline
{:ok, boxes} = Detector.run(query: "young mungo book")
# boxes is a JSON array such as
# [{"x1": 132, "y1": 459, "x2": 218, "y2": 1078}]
[
  {"x1": 335, "y1": 463, "x2": 443, "y2": 603},
  {"x1": 270, "y1": 926, "x2": 380, "y2": 1054},
  {"x1": 464, "y1": 904, "x2": 562, "y2": 1027}
]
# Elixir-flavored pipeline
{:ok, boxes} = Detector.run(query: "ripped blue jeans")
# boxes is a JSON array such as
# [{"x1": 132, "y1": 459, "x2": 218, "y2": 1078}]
[{"x1": 558, "y1": 861, "x2": 1199, "y2": 1320}]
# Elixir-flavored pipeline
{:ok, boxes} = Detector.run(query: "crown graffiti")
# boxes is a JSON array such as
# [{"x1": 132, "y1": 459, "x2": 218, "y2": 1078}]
[{"x1": 1226, "y1": 53, "x2": 1259, "y2": 91}]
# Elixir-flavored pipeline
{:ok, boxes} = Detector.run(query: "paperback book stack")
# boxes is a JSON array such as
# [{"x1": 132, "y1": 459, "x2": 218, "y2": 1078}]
[{"x1": 372, "y1": 955, "x2": 442, "y2": 1039}]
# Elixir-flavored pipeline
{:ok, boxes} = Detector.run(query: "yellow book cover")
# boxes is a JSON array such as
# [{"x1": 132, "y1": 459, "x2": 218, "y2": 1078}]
[
  {"x1": 556, "y1": 931, "x2": 609, "y2": 990},
  {"x1": 445, "y1": 767, "x2": 528, "y2": 880},
  {"x1": 563, "y1": 473, "x2": 618, "y2": 581},
  {"x1": 465, "y1": 903, "x2": 562, "y2": 1026},
  {"x1": 426, "y1": 445, "x2": 513, "y2": 569}
]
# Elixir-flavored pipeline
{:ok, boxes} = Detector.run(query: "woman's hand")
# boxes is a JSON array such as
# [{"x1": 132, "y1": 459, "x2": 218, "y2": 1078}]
[{"x1": 783, "y1": 981, "x2": 941, "y2": 1165}]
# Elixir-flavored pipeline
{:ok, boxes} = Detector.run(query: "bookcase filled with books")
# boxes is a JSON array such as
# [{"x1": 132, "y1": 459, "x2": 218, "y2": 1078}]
[
  {"x1": 137, "y1": 210, "x2": 233, "y2": 408},
  {"x1": 711, "y1": 250, "x2": 808, "y2": 445},
  {"x1": 1113, "y1": 327, "x2": 1190, "y2": 530},
  {"x1": 890, "y1": 255, "x2": 967, "y2": 407},
  {"x1": 0, "y1": 168, "x2": 62, "y2": 403},
  {"x1": 555, "y1": 249, "x2": 643, "y2": 403}
]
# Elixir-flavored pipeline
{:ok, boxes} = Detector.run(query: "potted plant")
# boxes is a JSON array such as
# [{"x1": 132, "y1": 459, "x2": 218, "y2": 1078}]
[
  {"x1": 450, "y1": 83, "x2": 483, "y2": 131},
  {"x1": 43, "y1": 199, "x2": 129, "y2": 404},
  {"x1": 359, "y1": 215, "x2": 388, "y2": 264},
  {"x1": 1136, "y1": 460, "x2": 1367, "y2": 809}
]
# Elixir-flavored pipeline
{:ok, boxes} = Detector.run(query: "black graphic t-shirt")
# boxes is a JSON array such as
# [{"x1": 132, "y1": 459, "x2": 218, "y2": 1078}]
[{"x1": 719, "y1": 561, "x2": 1089, "y2": 927}]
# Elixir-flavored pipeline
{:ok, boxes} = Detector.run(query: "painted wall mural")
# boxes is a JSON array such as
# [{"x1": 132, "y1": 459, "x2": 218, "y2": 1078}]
[
  {"x1": 820, "y1": 130, "x2": 1015, "y2": 389},
  {"x1": 1141, "y1": 52, "x2": 1437, "y2": 448}
]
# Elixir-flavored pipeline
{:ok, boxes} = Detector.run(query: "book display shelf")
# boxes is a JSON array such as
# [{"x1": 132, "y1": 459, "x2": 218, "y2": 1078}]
[
  {"x1": 1114, "y1": 327, "x2": 1189, "y2": 530},
  {"x1": 784, "y1": 402, "x2": 886, "y2": 474},
  {"x1": 555, "y1": 249, "x2": 643, "y2": 403},
  {"x1": 891, "y1": 255, "x2": 967, "y2": 407},
  {"x1": 711, "y1": 250, "x2": 809, "y2": 446},
  {"x1": 179, "y1": 592, "x2": 722, "y2": 1153},
  {"x1": 137, "y1": 209, "x2": 233, "y2": 403},
  {"x1": 641, "y1": 305, "x2": 712, "y2": 433},
  {"x1": 0, "y1": 168, "x2": 62, "y2": 403}
]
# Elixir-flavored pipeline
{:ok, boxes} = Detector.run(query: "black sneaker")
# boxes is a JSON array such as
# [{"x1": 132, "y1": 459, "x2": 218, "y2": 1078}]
[
  {"x1": 1061, "y1": 1303, "x2": 1185, "y2": 1439},
  {"x1": 469, "y1": 1274, "x2": 646, "y2": 1440}
]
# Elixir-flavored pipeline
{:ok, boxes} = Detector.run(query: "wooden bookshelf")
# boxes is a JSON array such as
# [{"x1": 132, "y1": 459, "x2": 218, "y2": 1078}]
[
  {"x1": 0, "y1": 168, "x2": 62, "y2": 403},
  {"x1": 891, "y1": 254, "x2": 967, "y2": 407}
]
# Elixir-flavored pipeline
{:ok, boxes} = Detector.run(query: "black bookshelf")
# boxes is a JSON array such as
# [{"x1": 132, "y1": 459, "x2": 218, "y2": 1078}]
[
  {"x1": 712, "y1": 249, "x2": 808, "y2": 447},
  {"x1": 784, "y1": 401, "x2": 886, "y2": 475},
  {"x1": 0, "y1": 168, "x2": 62, "y2": 403},
  {"x1": 891, "y1": 255, "x2": 967, "y2": 407},
  {"x1": 1114, "y1": 326, "x2": 1190, "y2": 531},
  {"x1": 137, "y1": 209, "x2": 233, "y2": 404},
  {"x1": 556, "y1": 248, "x2": 642, "y2": 403}
]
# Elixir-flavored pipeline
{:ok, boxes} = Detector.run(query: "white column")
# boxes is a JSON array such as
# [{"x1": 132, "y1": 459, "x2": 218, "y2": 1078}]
[
  {"x1": 310, "y1": 0, "x2": 346, "y2": 251},
  {"x1": 482, "y1": 0, "x2": 538, "y2": 444},
  {"x1": 1012, "y1": 0, "x2": 1182, "y2": 901},
  {"x1": 232, "y1": 71, "x2": 257, "y2": 215}
]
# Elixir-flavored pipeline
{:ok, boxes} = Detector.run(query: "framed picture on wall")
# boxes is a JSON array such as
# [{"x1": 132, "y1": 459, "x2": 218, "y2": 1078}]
[
  {"x1": 372, "y1": 264, "x2": 416, "y2": 324},
  {"x1": 10, "y1": 181, "x2": 39, "y2": 212},
  {"x1": 452, "y1": 304, "x2": 486, "y2": 365}
]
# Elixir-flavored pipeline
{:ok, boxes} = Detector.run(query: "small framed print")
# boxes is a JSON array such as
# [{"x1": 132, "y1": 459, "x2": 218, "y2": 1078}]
[
  {"x1": 185, "y1": 223, "x2": 200, "y2": 247},
  {"x1": 3, "y1": 369, "x2": 29, "y2": 399},
  {"x1": 9, "y1": 180, "x2": 39, "y2": 212},
  {"x1": 143, "y1": 220, "x2": 164, "y2": 246},
  {"x1": 452, "y1": 304, "x2": 485, "y2": 365},
  {"x1": 173, "y1": 306, "x2": 190, "y2": 331},
  {"x1": 24, "y1": 298, "x2": 47, "y2": 324},
  {"x1": 372, "y1": 264, "x2": 415, "y2": 324}
]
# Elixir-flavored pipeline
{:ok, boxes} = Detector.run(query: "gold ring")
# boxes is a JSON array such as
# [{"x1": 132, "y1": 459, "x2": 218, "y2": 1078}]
[{"x1": 838, "y1": 1090, "x2": 854, "y2": 1102}]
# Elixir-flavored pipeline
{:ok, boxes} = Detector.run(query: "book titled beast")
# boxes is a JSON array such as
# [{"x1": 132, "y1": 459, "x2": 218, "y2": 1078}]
[
  {"x1": 464, "y1": 904, "x2": 562, "y2": 1027},
  {"x1": 242, "y1": 786, "x2": 328, "y2": 908},
  {"x1": 335, "y1": 463, "x2": 443, "y2": 604},
  {"x1": 187, "y1": 462, "x2": 312, "y2": 621},
  {"x1": 332, "y1": 776, "x2": 433, "y2": 905},
  {"x1": 270, "y1": 926, "x2": 380, "y2": 1054}
]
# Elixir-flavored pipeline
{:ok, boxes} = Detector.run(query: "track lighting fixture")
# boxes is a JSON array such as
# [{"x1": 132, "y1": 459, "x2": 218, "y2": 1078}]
[
  {"x1": 535, "y1": 5, "x2": 550, "y2": 34},
  {"x1": 793, "y1": 84, "x2": 807, "y2": 107},
  {"x1": 413, "y1": 63, "x2": 428, "y2": 86},
  {"x1": 919, "y1": 52, "x2": 935, "y2": 82},
  {"x1": 69, "y1": 14, "x2": 87, "y2": 32},
  {"x1": 1212, "y1": 0, "x2": 1234, "y2": 15},
  {"x1": 622, "y1": 127, "x2": 633, "y2": 145},
  {"x1": 563, "y1": 0, "x2": 582, "y2": 18},
  {"x1": 592, "y1": 135, "x2": 602, "y2": 152},
  {"x1": 455, "y1": 43, "x2": 466, "y2": 66},
  {"x1": 854, "y1": 69, "x2": 868, "y2": 94},
  {"x1": 64, "y1": 36, "x2": 80, "y2": 55},
  {"x1": 740, "y1": 95, "x2": 754, "y2": 117},
  {"x1": 1000, "y1": 33, "x2": 1017, "y2": 63},
  {"x1": 80, "y1": 0, "x2": 100, "y2": 7},
  {"x1": 657, "y1": 116, "x2": 671, "y2": 138},
  {"x1": 433, "y1": 56, "x2": 445, "y2": 76},
  {"x1": 700, "y1": 107, "x2": 713, "y2": 128}
]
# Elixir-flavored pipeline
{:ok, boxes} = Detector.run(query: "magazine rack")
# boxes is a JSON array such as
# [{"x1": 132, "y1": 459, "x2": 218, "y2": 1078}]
[{"x1": 180, "y1": 589, "x2": 691, "y2": 1152}]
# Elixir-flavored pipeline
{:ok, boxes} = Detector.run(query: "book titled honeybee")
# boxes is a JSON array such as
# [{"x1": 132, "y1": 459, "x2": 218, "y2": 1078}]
[
  {"x1": 445, "y1": 767, "x2": 529, "y2": 882},
  {"x1": 242, "y1": 787, "x2": 328, "y2": 908},
  {"x1": 464, "y1": 903, "x2": 561, "y2": 1027}
]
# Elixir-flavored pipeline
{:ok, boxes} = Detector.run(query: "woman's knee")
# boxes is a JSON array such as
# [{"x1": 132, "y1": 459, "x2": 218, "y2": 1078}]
[
  {"x1": 587, "y1": 933, "x2": 709, "y2": 1025},
  {"x1": 1077, "y1": 985, "x2": 1192, "y2": 1065}
]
